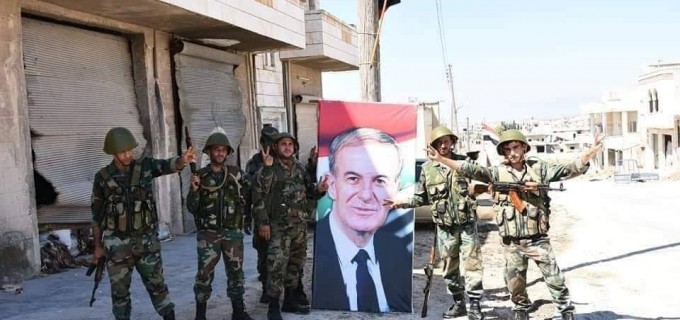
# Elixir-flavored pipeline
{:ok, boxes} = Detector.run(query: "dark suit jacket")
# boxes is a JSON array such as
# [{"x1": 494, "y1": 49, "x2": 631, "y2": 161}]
[{"x1": 312, "y1": 212, "x2": 413, "y2": 313}]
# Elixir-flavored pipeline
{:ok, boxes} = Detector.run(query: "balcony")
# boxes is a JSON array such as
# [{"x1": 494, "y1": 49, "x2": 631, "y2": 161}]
[
  {"x1": 639, "y1": 112, "x2": 675, "y2": 130},
  {"x1": 279, "y1": 10, "x2": 358, "y2": 71},
  {"x1": 33, "y1": 0, "x2": 306, "y2": 51}
]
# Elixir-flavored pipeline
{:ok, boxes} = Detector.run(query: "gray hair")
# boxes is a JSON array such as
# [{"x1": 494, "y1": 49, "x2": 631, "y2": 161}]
[{"x1": 328, "y1": 127, "x2": 402, "y2": 178}]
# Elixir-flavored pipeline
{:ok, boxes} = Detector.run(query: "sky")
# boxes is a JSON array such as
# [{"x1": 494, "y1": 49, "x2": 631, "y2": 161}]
[{"x1": 318, "y1": 0, "x2": 680, "y2": 125}]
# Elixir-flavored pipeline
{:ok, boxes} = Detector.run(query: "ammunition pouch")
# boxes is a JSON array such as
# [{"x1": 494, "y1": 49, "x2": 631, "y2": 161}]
[
  {"x1": 99, "y1": 163, "x2": 157, "y2": 234},
  {"x1": 195, "y1": 166, "x2": 244, "y2": 231}
]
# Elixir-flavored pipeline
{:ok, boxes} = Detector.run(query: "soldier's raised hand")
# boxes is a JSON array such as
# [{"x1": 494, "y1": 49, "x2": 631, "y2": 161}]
[
  {"x1": 426, "y1": 145, "x2": 442, "y2": 162},
  {"x1": 190, "y1": 174, "x2": 200, "y2": 192},
  {"x1": 309, "y1": 146, "x2": 318, "y2": 166},
  {"x1": 383, "y1": 198, "x2": 404, "y2": 209},
  {"x1": 258, "y1": 225, "x2": 271, "y2": 240},
  {"x1": 182, "y1": 146, "x2": 197, "y2": 165},
  {"x1": 317, "y1": 175, "x2": 329, "y2": 193},
  {"x1": 261, "y1": 146, "x2": 274, "y2": 167}
]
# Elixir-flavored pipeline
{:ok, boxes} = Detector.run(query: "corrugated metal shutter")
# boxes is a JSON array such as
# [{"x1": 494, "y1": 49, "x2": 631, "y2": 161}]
[
  {"x1": 295, "y1": 103, "x2": 319, "y2": 163},
  {"x1": 22, "y1": 18, "x2": 146, "y2": 225},
  {"x1": 173, "y1": 41, "x2": 245, "y2": 232}
]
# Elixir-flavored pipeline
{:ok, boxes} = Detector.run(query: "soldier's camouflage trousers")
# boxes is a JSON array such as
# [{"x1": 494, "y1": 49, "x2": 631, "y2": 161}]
[
  {"x1": 266, "y1": 222, "x2": 307, "y2": 298},
  {"x1": 502, "y1": 235, "x2": 574, "y2": 313},
  {"x1": 103, "y1": 231, "x2": 174, "y2": 319},
  {"x1": 438, "y1": 222, "x2": 484, "y2": 299},
  {"x1": 252, "y1": 225, "x2": 269, "y2": 283},
  {"x1": 194, "y1": 229, "x2": 245, "y2": 302}
]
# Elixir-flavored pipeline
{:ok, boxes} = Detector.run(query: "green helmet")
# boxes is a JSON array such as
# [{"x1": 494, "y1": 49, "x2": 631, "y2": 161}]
[
  {"x1": 430, "y1": 126, "x2": 458, "y2": 146},
  {"x1": 260, "y1": 125, "x2": 279, "y2": 146},
  {"x1": 203, "y1": 132, "x2": 233, "y2": 154},
  {"x1": 496, "y1": 129, "x2": 530, "y2": 155},
  {"x1": 103, "y1": 127, "x2": 138, "y2": 154}
]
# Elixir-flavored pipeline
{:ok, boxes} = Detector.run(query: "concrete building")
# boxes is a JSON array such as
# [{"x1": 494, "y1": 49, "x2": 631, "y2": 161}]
[
  {"x1": 584, "y1": 61, "x2": 680, "y2": 173},
  {"x1": 0, "y1": 0, "x2": 356, "y2": 285}
]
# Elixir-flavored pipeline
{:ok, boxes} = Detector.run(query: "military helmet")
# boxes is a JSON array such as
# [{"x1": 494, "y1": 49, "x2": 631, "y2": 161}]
[
  {"x1": 203, "y1": 132, "x2": 234, "y2": 154},
  {"x1": 430, "y1": 126, "x2": 458, "y2": 146},
  {"x1": 496, "y1": 129, "x2": 530, "y2": 155},
  {"x1": 260, "y1": 125, "x2": 279, "y2": 146},
  {"x1": 103, "y1": 127, "x2": 138, "y2": 154}
]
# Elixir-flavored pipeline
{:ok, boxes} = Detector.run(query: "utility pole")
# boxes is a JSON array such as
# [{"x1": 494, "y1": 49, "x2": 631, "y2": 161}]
[
  {"x1": 466, "y1": 116, "x2": 471, "y2": 152},
  {"x1": 359, "y1": 0, "x2": 381, "y2": 102},
  {"x1": 446, "y1": 64, "x2": 459, "y2": 133}
]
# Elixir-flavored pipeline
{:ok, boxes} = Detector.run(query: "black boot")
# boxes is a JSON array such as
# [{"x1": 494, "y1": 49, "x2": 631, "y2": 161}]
[
  {"x1": 195, "y1": 301, "x2": 207, "y2": 320},
  {"x1": 162, "y1": 309, "x2": 176, "y2": 320},
  {"x1": 231, "y1": 298, "x2": 253, "y2": 320},
  {"x1": 468, "y1": 298, "x2": 484, "y2": 320},
  {"x1": 259, "y1": 282, "x2": 268, "y2": 304},
  {"x1": 268, "y1": 297, "x2": 282, "y2": 320},
  {"x1": 561, "y1": 311, "x2": 575, "y2": 320},
  {"x1": 443, "y1": 294, "x2": 467, "y2": 319},
  {"x1": 514, "y1": 310, "x2": 529, "y2": 320},
  {"x1": 295, "y1": 279, "x2": 310, "y2": 306},
  {"x1": 281, "y1": 288, "x2": 310, "y2": 314}
]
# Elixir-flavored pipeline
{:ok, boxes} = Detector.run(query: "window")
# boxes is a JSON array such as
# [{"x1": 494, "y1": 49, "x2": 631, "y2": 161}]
[
  {"x1": 653, "y1": 89, "x2": 659, "y2": 112},
  {"x1": 264, "y1": 52, "x2": 276, "y2": 68},
  {"x1": 648, "y1": 91, "x2": 654, "y2": 113}
]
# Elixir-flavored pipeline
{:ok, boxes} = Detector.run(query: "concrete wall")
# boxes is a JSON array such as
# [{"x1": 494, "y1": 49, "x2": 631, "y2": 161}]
[
  {"x1": 0, "y1": 0, "x2": 41, "y2": 284},
  {"x1": 289, "y1": 63, "x2": 322, "y2": 97}
]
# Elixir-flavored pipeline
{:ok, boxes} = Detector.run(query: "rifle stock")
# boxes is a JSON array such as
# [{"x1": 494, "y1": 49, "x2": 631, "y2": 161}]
[
  {"x1": 184, "y1": 126, "x2": 197, "y2": 174},
  {"x1": 421, "y1": 226, "x2": 438, "y2": 318},
  {"x1": 87, "y1": 258, "x2": 106, "y2": 307}
]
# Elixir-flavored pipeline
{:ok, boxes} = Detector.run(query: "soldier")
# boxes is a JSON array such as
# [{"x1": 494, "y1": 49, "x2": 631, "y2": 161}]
[
  {"x1": 245, "y1": 124, "x2": 279, "y2": 304},
  {"x1": 427, "y1": 129, "x2": 603, "y2": 320},
  {"x1": 386, "y1": 126, "x2": 485, "y2": 319},
  {"x1": 254, "y1": 132, "x2": 328, "y2": 320},
  {"x1": 91, "y1": 127, "x2": 196, "y2": 320},
  {"x1": 245, "y1": 125, "x2": 314, "y2": 306},
  {"x1": 187, "y1": 132, "x2": 253, "y2": 320}
]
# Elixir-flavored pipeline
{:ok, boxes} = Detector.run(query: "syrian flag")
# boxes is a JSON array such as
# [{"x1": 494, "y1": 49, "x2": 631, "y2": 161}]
[{"x1": 482, "y1": 123, "x2": 500, "y2": 145}]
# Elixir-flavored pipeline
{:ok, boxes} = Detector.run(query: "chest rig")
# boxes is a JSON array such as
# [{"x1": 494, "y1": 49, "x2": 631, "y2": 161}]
[
  {"x1": 195, "y1": 165, "x2": 244, "y2": 230},
  {"x1": 423, "y1": 161, "x2": 474, "y2": 226},
  {"x1": 98, "y1": 161, "x2": 156, "y2": 234},
  {"x1": 494, "y1": 160, "x2": 551, "y2": 238},
  {"x1": 265, "y1": 161, "x2": 309, "y2": 223}
]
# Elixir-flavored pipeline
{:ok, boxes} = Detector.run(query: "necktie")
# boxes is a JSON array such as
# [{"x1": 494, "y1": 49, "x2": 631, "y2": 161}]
[{"x1": 353, "y1": 249, "x2": 379, "y2": 312}]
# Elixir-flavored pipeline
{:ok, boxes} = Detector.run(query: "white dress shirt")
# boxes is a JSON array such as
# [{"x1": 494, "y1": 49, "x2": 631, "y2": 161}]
[{"x1": 329, "y1": 213, "x2": 389, "y2": 312}]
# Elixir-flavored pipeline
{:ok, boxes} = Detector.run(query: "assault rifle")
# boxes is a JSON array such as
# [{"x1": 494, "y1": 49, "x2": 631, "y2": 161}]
[
  {"x1": 421, "y1": 226, "x2": 438, "y2": 318},
  {"x1": 184, "y1": 126, "x2": 197, "y2": 174},
  {"x1": 491, "y1": 181, "x2": 565, "y2": 212},
  {"x1": 86, "y1": 257, "x2": 106, "y2": 307}
]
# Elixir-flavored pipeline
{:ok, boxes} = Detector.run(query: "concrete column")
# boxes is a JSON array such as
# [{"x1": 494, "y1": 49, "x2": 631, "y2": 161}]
[
  {"x1": 622, "y1": 111, "x2": 629, "y2": 134},
  {"x1": 0, "y1": 0, "x2": 41, "y2": 284}
]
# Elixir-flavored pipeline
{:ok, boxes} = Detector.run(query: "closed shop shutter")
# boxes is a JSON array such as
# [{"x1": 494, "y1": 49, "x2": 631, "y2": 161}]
[
  {"x1": 22, "y1": 18, "x2": 146, "y2": 227},
  {"x1": 295, "y1": 102, "x2": 319, "y2": 163},
  {"x1": 173, "y1": 41, "x2": 245, "y2": 232}
]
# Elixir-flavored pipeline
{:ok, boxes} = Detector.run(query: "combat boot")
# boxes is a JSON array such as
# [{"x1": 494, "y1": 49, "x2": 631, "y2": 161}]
[
  {"x1": 468, "y1": 298, "x2": 484, "y2": 320},
  {"x1": 231, "y1": 298, "x2": 253, "y2": 320},
  {"x1": 514, "y1": 310, "x2": 529, "y2": 320},
  {"x1": 281, "y1": 288, "x2": 310, "y2": 314},
  {"x1": 162, "y1": 309, "x2": 176, "y2": 320},
  {"x1": 195, "y1": 301, "x2": 207, "y2": 320},
  {"x1": 296, "y1": 278, "x2": 310, "y2": 306},
  {"x1": 443, "y1": 293, "x2": 467, "y2": 319},
  {"x1": 259, "y1": 282, "x2": 268, "y2": 304},
  {"x1": 268, "y1": 297, "x2": 282, "y2": 320},
  {"x1": 561, "y1": 311, "x2": 575, "y2": 320}
]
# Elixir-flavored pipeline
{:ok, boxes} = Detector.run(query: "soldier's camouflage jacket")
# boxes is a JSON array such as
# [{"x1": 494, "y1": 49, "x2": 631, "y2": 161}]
[
  {"x1": 457, "y1": 157, "x2": 589, "y2": 238},
  {"x1": 91, "y1": 157, "x2": 182, "y2": 234},
  {"x1": 410, "y1": 153, "x2": 474, "y2": 226},
  {"x1": 253, "y1": 159, "x2": 324, "y2": 226},
  {"x1": 186, "y1": 164, "x2": 252, "y2": 230}
]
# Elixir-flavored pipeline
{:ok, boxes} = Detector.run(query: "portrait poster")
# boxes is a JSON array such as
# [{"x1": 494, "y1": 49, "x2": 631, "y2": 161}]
[{"x1": 311, "y1": 100, "x2": 416, "y2": 313}]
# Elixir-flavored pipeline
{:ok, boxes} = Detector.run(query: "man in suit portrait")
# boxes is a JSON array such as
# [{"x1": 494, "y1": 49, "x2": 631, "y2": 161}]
[{"x1": 312, "y1": 127, "x2": 413, "y2": 313}]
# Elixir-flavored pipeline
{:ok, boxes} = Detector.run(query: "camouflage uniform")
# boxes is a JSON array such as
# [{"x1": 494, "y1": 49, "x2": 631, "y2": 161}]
[
  {"x1": 187, "y1": 163, "x2": 253, "y2": 319},
  {"x1": 253, "y1": 156, "x2": 323, "y2": 316},
  {"x1": 457, "y1": 157, "x2": 589, "y2": 315},
  {"x1": 409, "y1": 153, "x2": 485, "y2": 317},
  {"x1": 91, "y1": 157, "x2": 179, "y2": 320}
]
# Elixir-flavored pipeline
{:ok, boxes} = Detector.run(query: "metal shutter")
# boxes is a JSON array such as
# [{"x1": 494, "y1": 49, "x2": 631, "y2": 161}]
[
  {"x1": 295, "y1": 102, "x2": 319, "y2": 163},
  {"x1": 22, "y1": 18, "x2": 146, "y2": 226},
  {"x1": 173, "y1": 42, "x2": 245, "y2": 232}
]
